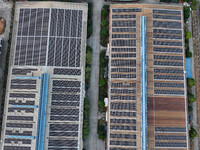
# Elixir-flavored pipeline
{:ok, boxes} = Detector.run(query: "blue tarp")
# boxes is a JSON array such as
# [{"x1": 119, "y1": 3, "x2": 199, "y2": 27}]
[{"x1": 186, "y1": 58, "x2": 192, "y2": 78}]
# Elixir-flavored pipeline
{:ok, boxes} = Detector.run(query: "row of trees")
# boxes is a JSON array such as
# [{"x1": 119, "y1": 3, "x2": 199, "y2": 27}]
[
  {"x1": 87, "y1": 3, "x2": 93, "y2": 38},
  {"x1": 100, "y1": 5, "x2": 109, "y2": 47},
  {"x1": 98, "y1": 50, "x2": 107, "y2": 112}
]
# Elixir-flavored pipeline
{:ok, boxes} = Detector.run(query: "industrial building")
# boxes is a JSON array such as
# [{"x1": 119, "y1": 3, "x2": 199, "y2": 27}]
[
  {"x1": 107, "y1": 4, "x2": 189, "y2": 150},
  {"x1": 0, "y1": 2, "x2": 87, "y2": 150}
]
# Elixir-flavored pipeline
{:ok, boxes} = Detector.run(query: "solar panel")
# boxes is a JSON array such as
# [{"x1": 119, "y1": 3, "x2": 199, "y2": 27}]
[
  {"x1": 110, "y1": 140, "x2": 136, "y2": 146},
  {"x1": 110, "y1": 118, "x2": 136, "y2": 124},
  {"x1": 154, "y1": 82, "x2": 184, "y2": 88},
  {"x1": 112, "y1": 39, "x2": 136, "y2": 46},
  {"x1": 111, "y1": 82, "x2": 136, "y2": 88},
  {"x1": 155, "y1": 135, "x2": 186, "y2": 140},
  {"x1": 110, "y1": 102, "x2": 136, "y2": 110},
  {"x1": 153, "y1": 9, "x2": 181, "y2": 15},
  {"x1": 153, "y1": 34, "x2": 182, "y2": 40},
  {"x1": 154, "y1": 75, "x2": 184, "y2": 80},
  {"x1": 153, "y1": 21, "x2": 181, "y2": 29},
  {"x1": 154, "y1": 68, "x2": 183, "y2": 74},
  {"x1": 153, "y1": 29, "x2": 182, "y2": 34},
  {"x1": 153, "y1": 47, "x2": 182, "y2": 53},
  {"x1": 112, "y1": 8, "x2": 141, "y2": 13},
  {"x1": 154, "y1": 55, "x2": 183, "y2": 60},
  {"x1": 111, "y1": 74, "x2": 136, "y2": 79},
  {"x1": 111, "y1": 95, "x2": 136, "y2": 101},
  {"x1": 112, "y1": 28, "x2": 136, "y2": 33},
  {"x1": 112, "y1": 20, "x2": 136, "y2": 27},
  {"x1": 153, "y1": 41, "x2": 182, "y2": 46},
  {"x1": 153, "y1": 15, "x2": 181, "y2": 20},
  {"x1": 53, "y1": 68, "x2": 81, "y2": 75},
  {"x1": 154, "y1": 89, "x2": 184, "y2": 95},
  {"x1": 155, "y1": 127, "x2": 186, "y2": 132},
  {"x1": 111, "y1": 67, "x2": 136, "y2": 72},
  {"x1": 6, "y1": 123, "x2": 33, "y2": 128},
  {"x1": 112, "y1": 34, "x2": 136, "y2": 39},
  {"x1": 110, "y1": 125, "x2": 136, "y2": 131},
  {"x1": 110, "y1": 111, "x2": 136, "y2": 117},
  {"x1": 5, "y1": 138, "x2": 32, "y2": 144},
  {"x1": 48, "y1": 140, "x2": 78, "y2": 147},
  {"x1": 110, "y1": 133, "x2": 136, "y2": 139},
  {"x1": 155, "y1": 142, "x2": 187, "y2": 147},
  {"x1": 112, "y1": 14, "x2": 136, "y2": 19},
  {"x1": 154, "y1": 61, "x2": 183, "y2": 66},
  {"x1": 4, "y1": 146, "x2": 31, "y2": 150},
  {"x1": 111, "y1": 59, "x2": 136, "y2": 67},
  {"x1": 112, "y1": 47, "x2": 136, "y2": 52}
]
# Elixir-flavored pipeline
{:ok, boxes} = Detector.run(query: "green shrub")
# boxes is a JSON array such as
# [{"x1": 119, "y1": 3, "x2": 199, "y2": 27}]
[
  {"x1": 83, "y1": 98, "x2": 90, "y2": 140},
  {"x1": 185, "y1": 31, "x2": 191, "y2": 40},
  {"x1": 98, "y1": 100, "x2": 105, "y2": 111},
  {"x1": 187, "y1": 78, "x2": 195, "y2": 87},
  {"x1": 188, "y1": 93, "x2": 196, "y2": 103},
  {"x1": 188, "y1": 105, "x2": 193, "y2": 111},
  {"x1": 87, "y1": 26, "x2": 93, "y2": 38},
  {"x1": 100, "y1": 39, "x2": 107, "y2": 47},
  {"x1": 101, "y1": 9, "x2": 108, "y2": 19},
  {"x1": 99, "y1": 78, "x2": 106, "y2": 87},
  {"x1": 101, "y1": 20, "x2": 108, "y2": 27},
  {"x1": 86, "y1": 51, "x2": 92, "y2": 66},
  {"x1": 88, "y1": 19, "x2": 92, "y2": 26},
  {"x1": 86, "y1": 45, "x2": 92, "y2": 53},
  {"x1": 190, "y1": 127, "x2": 198, "y2": 139},
  {"x1": 184, "y1": 7, "x2": 190, "y2": 22},
  {"x1": 100, "y1": 28, "x2": 109, "y2": 39},
  {"x1": 98, "y1": 120, "x2": 106, "y2": 140},
  {"x1": 192, "y1": 0, "x2": 198, "y2": 10},
  {"x1": 186, "y1": 50, "x2": 192, "y2": 58}
]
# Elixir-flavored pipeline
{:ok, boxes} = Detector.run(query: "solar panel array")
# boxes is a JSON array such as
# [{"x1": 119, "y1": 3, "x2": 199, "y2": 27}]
[
  {"x1": 48, "y1": 79, "x2": 81, "y2": 149},
  {"x1": 14, "y1": 8, "x2": 83, "y2": 67},
  {"x1": 108, "y1": 7, "x2": 138, "y2": 150},
  {"x1": 3, "y1": 68, "x2": 40, "y2": 150},
  {"x1": 153, "y1": 9, "x2": 185, "y2": 96},
  {"x1": 2, "y1": 3, "x2": 86, "y2": 150}
]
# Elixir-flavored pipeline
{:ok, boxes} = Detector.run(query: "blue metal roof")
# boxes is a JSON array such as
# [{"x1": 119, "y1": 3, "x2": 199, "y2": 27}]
[
  {"x1": 11, "y1": 105, "x2": 38, "y2": 108},
  {"x1": 141, "y1": 16, "x2": 148, "y2": 150},
  {"x1": 8, "y1": 135, "x2": 36, "y2": 139},
  {"x1": 14, "y1": 76, "x2": 40, "y2": 79},
  {"x1": 185, "y1": 58, "x2": 192, "y2": 78},
  {"x1": 36, "y1": 73, "x2": 49, "y2": 150}
]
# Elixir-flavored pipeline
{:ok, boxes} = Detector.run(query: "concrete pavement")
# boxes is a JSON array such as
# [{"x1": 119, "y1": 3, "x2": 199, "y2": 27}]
[
  {"x1": 84, "y1": 0, "x2": 106, "y2": 150},
  {"x1": 0, "y1": 0, "x2": 12, "y2": 134},
  {"x1": 188, "y1": 9, "x2": 199, "y2": 149}
]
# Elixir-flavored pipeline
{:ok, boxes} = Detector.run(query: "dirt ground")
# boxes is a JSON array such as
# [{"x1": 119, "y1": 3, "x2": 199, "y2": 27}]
[{"x1": 0, "y1": 18, "x2": 5, "y2": 35}]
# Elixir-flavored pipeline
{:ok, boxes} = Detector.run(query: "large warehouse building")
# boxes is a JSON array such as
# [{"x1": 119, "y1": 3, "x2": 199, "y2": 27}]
[
  {"x1": 0, "y1": 2, "x2": 87, "y2": 150},
  {"x1": 107, "y1": 4, "x2": 189, "y2": 150}
]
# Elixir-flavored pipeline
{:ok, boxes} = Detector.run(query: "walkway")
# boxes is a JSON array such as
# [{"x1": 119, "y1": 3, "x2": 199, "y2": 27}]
[
  {"x1": 188, "y1": 9, "x2": 199, "y2": 149},
  {"x1": 84, "y1": 0, "x2": 106, "y2": 150}
]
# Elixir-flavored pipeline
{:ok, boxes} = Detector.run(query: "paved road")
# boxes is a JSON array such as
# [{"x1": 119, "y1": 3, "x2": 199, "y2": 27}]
[
  {"x1": 0, "y1": 0, "x2": 12, "y2": 134},
  {"x1": 188, "y1": 9, "x2": 199, "y2": 149},
  {"x1": 84, "y1": 0, "x2": 106, "y2": 150}
]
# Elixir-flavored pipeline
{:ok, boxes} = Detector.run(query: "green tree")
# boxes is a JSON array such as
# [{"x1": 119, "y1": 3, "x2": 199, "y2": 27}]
[
  {"x1": 87, "y1": 26, "x2": 93, "y2": 38},
  {"x1": 186, "y1": 50, "x2": 192, "y2": 58},
  {"x1": 99, "y1": 78, "x2": 106, "y2": 86},
  {"x1": 86, "y1": 51, "x2": 92, "y2": 66},
  {"x1": 83, "y1": 98, "x2": 90, "y2": 140},
  {"x1": 188, "y1": 105, "x2": 193, "y2": 112},
  {"x1": 98, "y1": 100, "x2": 105, "y2": 111},
  {"x1": 188, "y1": 93, "x2": 196, "y2": 103},
  {"x1": 184, "y1": 7, "x2": 190, "y2": 22},
  {"x1": 86, "y1": 67, "x2": 91, "y2": 74},
  {"x1": 185, "y1": 31, "x2": 191, "y2": 40},
  {"x1": 190, "y1": 127, "x2": 198, "y2": 139},
  {"x1": 192, "y1": 0, "x2": 198, "y2": 10},
  {"x1": 100, "y1": 28, "x2": 108, "y2": 39},
  {"x1": 187, "y1": 78, "x2": 195, "y2": 87},
  {"x1": 101, "y1": 20, "x2": 108, "y2": 27},
  {"x1": 86, "y1": 45, "x2": 92, "y2": 53},
  {"x1": 101, "y1": 9, "x2": 108, "y2": 18}
]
